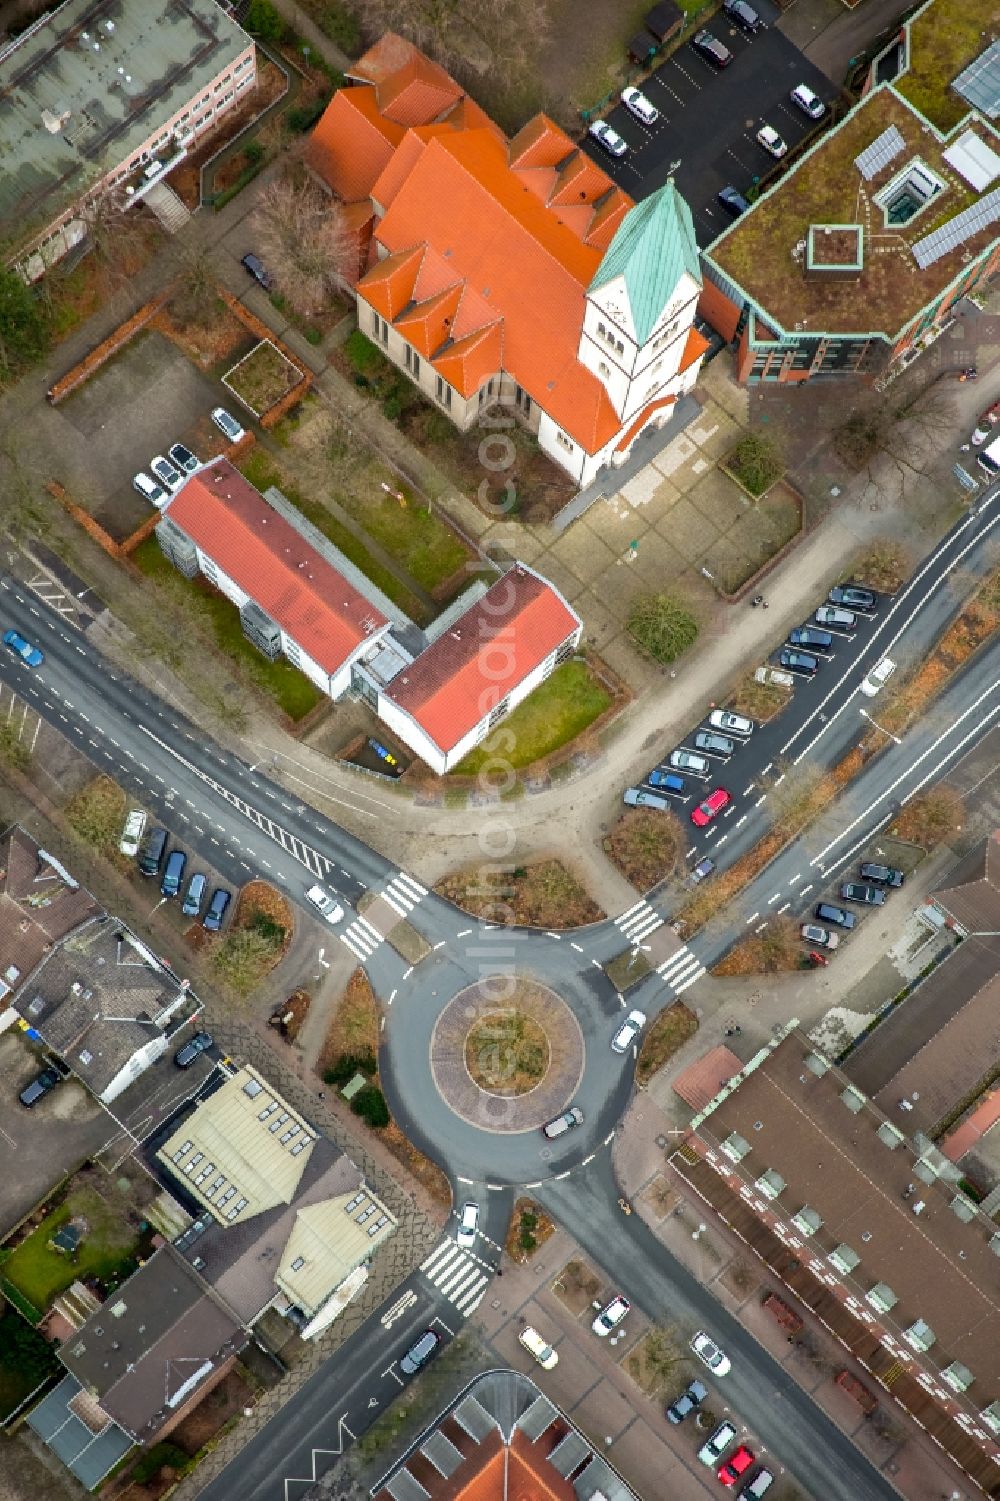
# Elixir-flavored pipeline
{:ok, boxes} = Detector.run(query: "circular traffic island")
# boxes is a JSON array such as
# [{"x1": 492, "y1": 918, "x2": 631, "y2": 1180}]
[{"x1": 431, "y1": 976, "x2": 584, "y2": 1133}]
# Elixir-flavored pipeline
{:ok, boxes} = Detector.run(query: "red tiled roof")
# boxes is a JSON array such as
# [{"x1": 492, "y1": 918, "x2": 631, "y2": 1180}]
[
  {"x1": 167, "y1": 462, "x2": 387, "y2": 676},
  {"x1": 371, "y1": 130, "x2": 432, "y2": 210},
  {"x1": 389, "y1": 565, "x2": 579, "y2": 755},
  {"x1": 433, "y1": 323, "x2": 503, "y2": 398},
  {"x1": 361, "y1": 246, "x2": 425, "y2": 320},
  {"x1": 306, "y1": 88, "x2": 403, "y2": 203},
  {"x1": 395, "y1": 283, "x2": 465, "y2": 356},
  {"x1": 378, "y1": 53, "x2": 463, "y2": 125}
]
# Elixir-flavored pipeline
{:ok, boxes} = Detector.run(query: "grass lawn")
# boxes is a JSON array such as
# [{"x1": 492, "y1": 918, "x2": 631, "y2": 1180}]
[
  {"x1": 3, "y1": 1187, "x2": 144, "y2": 1312},
  {"x1": 896, "y1": 0, "x2": 995, "y2": 130},
  {"x1": 337, "y1": 490, "x2": 471, "y2": 596},
  {"x1": 636, "y1": 1002, "x2": 698, "y2": 1086},
  {"x1": 131, "y1": 539, "x2": 323, "y2": 721},
  {"x1": 224, "y1": 340, "x2": 303, "y2": 416},
  {"x1": 435, "y1": 859, "x2": 604, "y2": 927},
  {"x1": 237, "y1": 449, "x2": 429, "y2": 622},
  {"x1": 453, "y1": 660, "x2": 611, "y2": 774}
]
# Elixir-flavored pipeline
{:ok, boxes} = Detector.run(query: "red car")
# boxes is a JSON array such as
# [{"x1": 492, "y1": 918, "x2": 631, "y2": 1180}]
[
  {"x1": 718, "y1": 1446, "x2": 755, "y2": 1487},
  {"x1": 691, "y1": 788, "x2": 731, "y2": 827}
]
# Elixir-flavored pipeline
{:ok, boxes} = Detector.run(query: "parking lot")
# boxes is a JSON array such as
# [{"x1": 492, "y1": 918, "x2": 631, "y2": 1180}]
[{"x1": 581, "y1": 2, "x2": 836, "y2": 247}]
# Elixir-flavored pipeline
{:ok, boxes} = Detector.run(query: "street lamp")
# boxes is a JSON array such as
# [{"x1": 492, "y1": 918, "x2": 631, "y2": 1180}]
[{"x1": 859, "y1": 707, "x2": 901, "y2": 745}]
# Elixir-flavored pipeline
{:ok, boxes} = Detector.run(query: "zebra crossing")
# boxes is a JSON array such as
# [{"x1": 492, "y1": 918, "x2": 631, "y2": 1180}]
[
  {"x1": 381, "y1": 871, "x2": 428, "y2": 917},
  {"x1": 338, "y1": 871, "x2": 429, "y2": 962},
  {"x1": 339, "y1": 913, "x2": 385, "y2": 963},
  {"x1": 657, "y1": 945, "x2": 705, "y2": 996},
  {"x1": 615, "y1": 899, "x2": 664, "y2": 944},
  {"x1": 419, "y1": 1240, "x2": 491, "y2": 1317}
]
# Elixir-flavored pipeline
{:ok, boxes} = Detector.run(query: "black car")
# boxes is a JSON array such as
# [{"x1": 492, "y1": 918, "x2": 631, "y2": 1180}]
[
  {"x1": 860, "y1": 861, "x2": 905, "y2": 887},
  {"x1": 788, "y1": 626, "x2": 833, "y2": 653},
  {"x1": 778, "y1": 648, "x2": 819, "y2": 675},
  {"x1": 666, "y1": 1378, "x2": 708, "y2": 1424},
  {"x1": 203, "y1": 887, "x2": 231, "y2": 932},
  {"x1": 723, "y1": 0, "x2": 762, "y2": 32},
  {"x1": 829, "y1": 584, "x2": 878, "y2": 612},
  {"x1": 400, "y1": 1329, "x2": 441, "y2": 1375},
  {"x1": 173, "y1": 1030, "x2": 214, "y2": 1068},
  {"x1": 19, "y1": 1065, "x2": 64, "y2": 1108},
  {"x1": 692, "y1": 29, "x2": 733, "y2": 67},
  {"x1": 241, "y1": 253, "x2": 274, "y2": 292},
  {"x1": 840, "y1": 882, "x2": 886, "y2": 907},
  {"x1": 815, "y1": 902, "x2": 856, "y2": 930},
  {"x1": 718, "y1": 186, "x2": 750, "y2": 217}
]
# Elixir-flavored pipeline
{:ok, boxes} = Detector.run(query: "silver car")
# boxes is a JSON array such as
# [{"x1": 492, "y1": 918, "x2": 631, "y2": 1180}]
[{"x1": 670, "y1": 748, "x2": 709, "y2": 774}]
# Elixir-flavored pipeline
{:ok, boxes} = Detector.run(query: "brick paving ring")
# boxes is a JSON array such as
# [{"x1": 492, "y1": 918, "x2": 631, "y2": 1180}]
[{"x1": 430, "y1": 976, "x2": 585, "y2": 1134}]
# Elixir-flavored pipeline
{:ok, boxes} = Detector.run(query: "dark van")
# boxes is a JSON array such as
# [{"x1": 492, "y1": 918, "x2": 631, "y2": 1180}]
[
  {"x1": 400, "y1": 1329, "x2": 441, "y2": 1375},
  {"x1": 161, "y1": 849, "x2": 187, "y2": 898},
  {"x1": 138, "y1": 827, "x2": 168, "y2": 877}
]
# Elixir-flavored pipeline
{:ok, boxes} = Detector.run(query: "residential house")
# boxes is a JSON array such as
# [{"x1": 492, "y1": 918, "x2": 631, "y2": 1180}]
[
  {"x1": 699, "y1": 0, "x2": 1000, "y2": 384},
  {"x1": 156, "y1": 461, "x2": 583, "y2": 773},
  {"x1": 0, "y1": 827, "x2": 99, "y2": 1001},
  {"x1": 677, "y1": 1023, "x2": 1000, "y2": 1493},
  {"x1": 307, "y1": 33, "x2": 709, "y2": 486},
  {"x1": 1, "y1": 0, "x2": 255, "y2": 279}
]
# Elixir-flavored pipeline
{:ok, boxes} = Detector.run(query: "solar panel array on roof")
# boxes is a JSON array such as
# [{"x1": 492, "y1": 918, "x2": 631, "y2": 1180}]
[
  {"x1": 517, "y1": 1393, "x2": 558, "y2": 1440},
  {"x1": 385, "y1": 1470, "x2": 429, "y2": 1501},
  {"x1": 420, "y1": 1430, "x2": 463, "y2": 1477},
  {"x1": 854, "y1": 124, "x2": 905, "y2": 181},
  {"x1": 548, "y1": 1430, "x2": 591, "y2": 1478},
  {"x1": 912, "y1": 186, "x2": 1000, "y2": 268},
  {"x1": 952, "y1": 40, "x2": 1000, "y2": 121},
  {"x1": 453, "y1": 1394, "x2": 496, "y2": 1441}
]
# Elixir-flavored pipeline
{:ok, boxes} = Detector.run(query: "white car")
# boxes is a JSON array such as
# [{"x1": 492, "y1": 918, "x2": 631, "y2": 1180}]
[
  {"x1": 132, "y1": 470, "x2": 167, "y2": 508},
  {"x1": 754, "y1": 665, "x2": 794, "y2": 689},
  {"x1": 305, "y1": 885, "x2": 344, "y2": 923},
  {"x1": 518, "y1": 1325, "x2": 559, "y2": 1369},
  {"x1": 119, "y1": 809, "x2": 147, "y2": 858},
  {"x1": 860, "y1": 657, "x2": 896, "y2": 696},
  {"x1": 592, "y1": 1294, "x2": 630, "y2": 1336},
  {"x1": 457, "y1": 1201, "x2": 479, "y2": 1247},
  {"x1": 691, "y1": 1329, "x2": 732, "y2": 1376},
  {"x1": 150, "y1": 454, "x2": 184, "y2": 494},
  {"x1": 621, "y1": 85, "x2": 659, "y2": 125},
  {"x1": 588, "y1": 120, "x2": 627, "y2": 159},
  {"x1": 790, "y1": 83, "x2": 825, "y2": 120},
  {"x1": 756, "y1": 124, "x2": 788, "y2": 158},
  {"x1": 698, "y1": 1419, "x2": 737, "y2": 1465},
  {"x1": 211, "y1": 406, "x2": 246, "y2": 443},
  {"x1": 612, "y1": 1009, "x2": 646, "y2": 1054},
  {"x1": 709, "y1": 709, "x2": 753, "y2": 736}
]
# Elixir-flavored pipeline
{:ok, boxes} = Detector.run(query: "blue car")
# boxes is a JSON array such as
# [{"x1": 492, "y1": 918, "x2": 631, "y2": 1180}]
[{"x1": 3, "y1": 630, "x2": 43, "y2": 667}]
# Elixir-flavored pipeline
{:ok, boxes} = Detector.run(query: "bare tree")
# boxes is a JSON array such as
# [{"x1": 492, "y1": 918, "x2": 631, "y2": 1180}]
[
  {"x1": 350, "y1": 0, "x2": 549, "y2": 82},
  {"x1": 832, "y1": 383, "x2": 957, "y2": 510},
  {"x1": 253, "y1": 176, "x2": 355, "y2": 317},
  {"x1": 166, "y1": 237, "x2": 219, "y2": 328}
]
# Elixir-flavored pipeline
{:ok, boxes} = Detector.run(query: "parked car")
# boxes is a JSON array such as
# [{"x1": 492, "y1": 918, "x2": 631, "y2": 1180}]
[
  {"x1": 621, "y1": 85, "x2": 659, "y2": 124},
  {"x1": 203, "y1": 886, "x2": 232, "y2": 931},
  {"x1": 788, "y1": 626, "x2": 833, "y2": 652},
  {"x1": 181, "y1": 871, "x2": 207, "y2": 917},
  {"x1": 241, "y1": 252, "x2": 273, "y2": 291},
  {"x1": 665, "y1": 1378, "x2": 708, "y2": 1424},
  {"x1": 592, "y1": 1294, "x2": 630, "y2": 1335},
  {"x1": 829, "y1": 584, "x2": 877, "y2": 612},
  {"x1": 691, "y1": 857, "x2": 716, "y2": 884},
  {"x1": 305, "y1": 884, "x2": 344, "y2": 923},
  {"x1": 800, "y1": 922, "x2": 839, "y2": 949},
  {"x1": 518, "y1": 1326, "x2": 558, "y2": 1369},
  {"x1": 840, "y1": 882, "x2": 886, "y2": 907},
  {"x1": 119, "y1": 808, "x2": 147, "y2": 858},
  {"x1": 692, "y1": 30, "x2": 733, "y2": 67},
  {"x1": 814, "y1": 605, "x2": 856, "y2": 630},
  {"x1": 719, "y1": 1446, "x2": 756, "y2": 1488},
  {"x1": 18, "y1": 1065, "x2": 64, "y2": 1107},
  {"x1": 741, "y1": 1467, "x2": 775, "y2": 1497},
  {"x1": 589, "y1": 120, "x2": 628, "y2": 158},
  {"x1": 168, "y1": 442, "x2": 199, "y2": 474},
  {"x1": 543, "y1": 1106, "x2": 583, "y2": 1139},
  {"x1": 723, "y1": 0, "x2": 762, "y2": 31},
  {"x1": 790, "y1": 83, "x2": 825, "y2": 119},
  {"x1": 211, "y1": 407, "x2": 246, "y2": 443},
  {"x1": 755, "y1": 665, "x2": 793, "y2": 688},
  {"x1": 624, "y1": 787, "x2": 669, "y2": 810},
  {"x1": 718, "y1": 185, "x2": 751, "y2": 217},
  {"x1": 137, "y1": 826, "x2": 168, "y2": 877},
  {"x1": 861, "y1": 657, "x2": 895, "y2": 696},
  {"x1": 648, "y1": 769, "x2": 686, "y2": 794},
  {"x1": 709, "y1": 709, "x2": 753, "y2": 736},
  {"x1": 971, "y1": 400, "x2": 1000, "y2": 444},
  {"x1": 612, "y1": 1009, "x2": 646, "y2": 1054},
  {"x1": 160, "y1": 848, "x2": 187, "y2": 898},
  {"x1": 691, "y1": 1330, "x2": 731, "y2": 1376},
  {"x1": 400, "y1": 1329, "x2": 441, "y2": 1375},
  {"x1": 860, "y1": 861, "x2": 904, "y2": 887},
  {"x1": 149, "y1": 454, "x2": 184, "y2": 494},
  {"x1": 756, "y1": 124, "x2": 787, "y2": 158},
  {"x1": 174, "y1": 1030, "x2": 213, "y2": 1068},
  {"x1": 457, "y1": 1201, "x2": 479, "y2": 1247},
  {"x1": 694, "y1": 730, "x2": 735, "y2": 757},
  {"x1": 132, "y1": 470, "x2": 168, "y2": 507},
  {"x1": 815, "y1": 901, "x2": 856, "y2": 930},
  {"x1": 778, "y1": 648, "x2": 819, "y2": 675},
  {"x1": 698, "y1": 1420, "x2": 737, "y2": 1466},
  {"x1": 670, "y1": 748, "x2": 709, "y2": 774},
  {"x1": 2, "y1": 629, "x2": 44, "y2": 667},
  {"x1": 692, "y1": 788, "x2": 731, "y2": 826}
]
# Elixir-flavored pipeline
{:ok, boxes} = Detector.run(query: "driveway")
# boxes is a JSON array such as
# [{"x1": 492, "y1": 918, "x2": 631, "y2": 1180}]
[{"x1": 582, "y1": 3, "x2": 836, "y2": 246}]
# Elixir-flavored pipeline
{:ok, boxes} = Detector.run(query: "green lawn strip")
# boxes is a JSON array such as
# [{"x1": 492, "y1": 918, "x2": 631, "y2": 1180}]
[
  {"x1": 335, "y1": 490, "x2": 471, "y2": 595},
  {"x1": 453, "y1": 660, "x2": 610, "y2": 774},
  {"x1": 3, "y1": 1189, "x2": 141, "y2": 1310},
  {"x1": 237, "y1": 450, "x2": 429, "y2": 622},
  {"x1": 130, "y1": 540, "x2": 322, "y2": 721}
]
